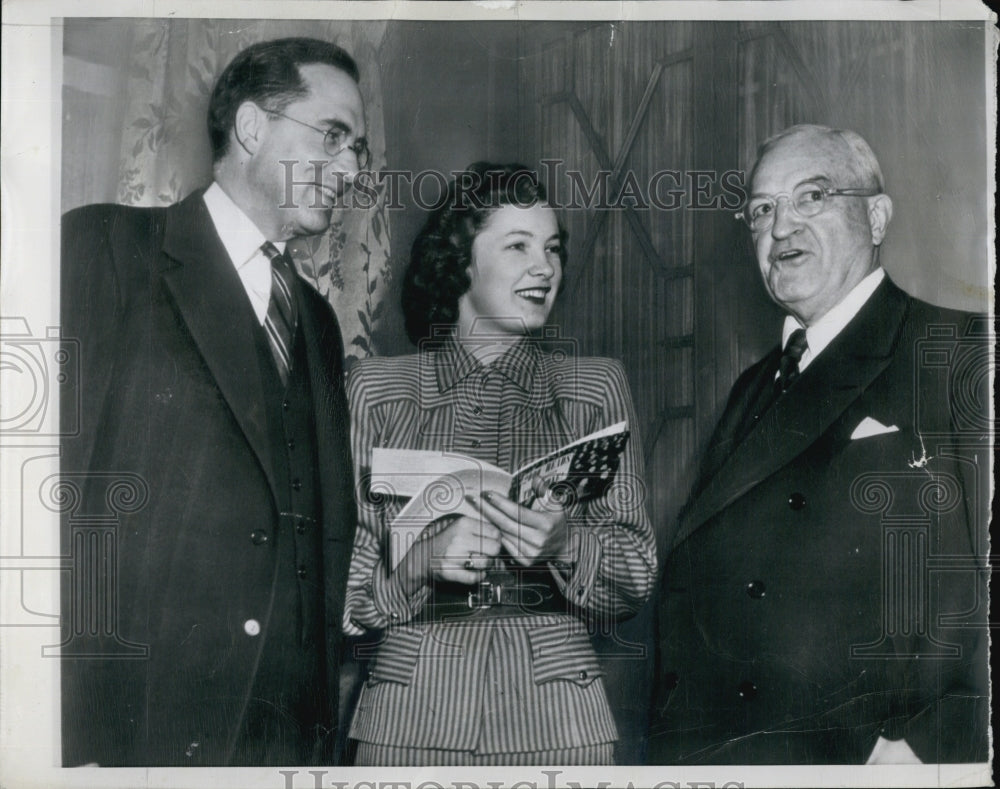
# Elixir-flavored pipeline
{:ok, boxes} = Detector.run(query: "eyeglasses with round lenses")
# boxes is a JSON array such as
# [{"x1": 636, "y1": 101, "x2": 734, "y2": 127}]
[
  {"x1": 739, "y1": 182, "x2": 880, "y2": 232},
  {"x1": 267, "y1": 109, "x2": 371, "y2": 170}
]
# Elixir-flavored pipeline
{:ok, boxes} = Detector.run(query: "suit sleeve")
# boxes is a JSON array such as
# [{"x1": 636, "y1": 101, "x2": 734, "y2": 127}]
[
  {"x1": 341, "y1": 365, "x2": 431, "y2": 634},
  {"x1": 59, "y1": 206, "x2": 131, "y2": 766},
  {"x1": 891, "y1": 466, "x2": 990, "y2": 763},
  {"x1": 547, "y1": 359, "x2": 658, "y2": 620},
  {"x1": 60, "y1": 206, "x2": 122, "y2": 474},
  {"x1": 891, "y1": 311, "x2": 990, "y2": 763}
]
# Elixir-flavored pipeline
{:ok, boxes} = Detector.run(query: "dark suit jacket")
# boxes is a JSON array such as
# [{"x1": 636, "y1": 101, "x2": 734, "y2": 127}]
[
  {"x1": 59, "y1": 190, "x2": 357, "y2": 766},
  {"x1": 649, "y1": 278, "x2": 989, "y2": 764}
]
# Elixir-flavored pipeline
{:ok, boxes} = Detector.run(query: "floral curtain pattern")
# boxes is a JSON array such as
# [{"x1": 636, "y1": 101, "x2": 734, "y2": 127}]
[{"x1": 63, "y1": 18, "x2": 392, "y2": 363}]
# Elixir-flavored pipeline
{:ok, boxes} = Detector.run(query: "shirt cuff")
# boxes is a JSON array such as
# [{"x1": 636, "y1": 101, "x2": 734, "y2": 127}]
[
  {"x1": 370, "y1": 560, "x2": 432, "y2": 625},
  {"x1": 548, "y1": 529, "x2": 602, "y2": 606}
]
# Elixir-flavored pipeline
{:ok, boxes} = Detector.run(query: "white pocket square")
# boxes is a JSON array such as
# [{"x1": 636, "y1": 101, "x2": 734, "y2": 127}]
[{"x1": 850, "y1": 416, "x2": 899, "y2": 440}]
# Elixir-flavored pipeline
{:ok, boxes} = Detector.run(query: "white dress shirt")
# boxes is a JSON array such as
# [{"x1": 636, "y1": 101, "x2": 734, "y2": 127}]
[
  {"x1": 780, "y1": 267, "x2": 886, "y2": 370},
  {"x1": 202, "y1": 182, "x2": 286, "y2": 326}
]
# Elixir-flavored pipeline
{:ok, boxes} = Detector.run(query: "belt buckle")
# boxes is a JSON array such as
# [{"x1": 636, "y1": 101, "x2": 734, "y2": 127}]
[{"x1": 468, "y1": 580, "x2": 502, "y2": 609}]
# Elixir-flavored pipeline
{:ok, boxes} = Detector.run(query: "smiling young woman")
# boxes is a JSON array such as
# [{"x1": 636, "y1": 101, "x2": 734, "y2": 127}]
[
  {"x1": 340, "y1": 163, "x2": 657, "y2": 766},
  {"x1": 455, "y1": 200, "x2": 563, "y2": 340}
]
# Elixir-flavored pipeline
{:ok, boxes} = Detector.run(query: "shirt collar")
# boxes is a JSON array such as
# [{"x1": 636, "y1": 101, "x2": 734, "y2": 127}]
[
  {"x1": 781, "y1": 267, "x2": 885, "y2": 370},
  {"x1": 434, "y1": 334, "x2": 540, "y2": 394},
  {"x1": 202, "y1": 181, "x2": 285, "y2": 267}
]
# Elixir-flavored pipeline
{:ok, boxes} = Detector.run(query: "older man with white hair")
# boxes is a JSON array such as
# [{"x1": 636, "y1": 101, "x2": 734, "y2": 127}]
[{"x1": 648, "y1": 124, "x2": 989, "y2": 765}]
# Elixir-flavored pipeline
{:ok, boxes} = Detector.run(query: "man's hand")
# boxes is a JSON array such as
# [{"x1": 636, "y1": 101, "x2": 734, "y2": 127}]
[
  {"x1": 473, "y1": 487, "x2": 572, "y2": 566},
  {"x1": 866, "y1": 736, "x2": 922, "y2": 764}
]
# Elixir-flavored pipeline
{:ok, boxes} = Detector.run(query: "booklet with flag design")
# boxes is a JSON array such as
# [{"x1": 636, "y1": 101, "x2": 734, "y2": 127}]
[{"x1": 370, "y1": 421, "x2": 630, "y2": 568}]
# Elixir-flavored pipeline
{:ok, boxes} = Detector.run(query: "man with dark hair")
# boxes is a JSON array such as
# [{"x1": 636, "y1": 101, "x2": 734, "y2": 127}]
[
  {"x1": 206, "y1": 37, "x2": 360, "y2": 161},
  {"x1": 648, "y1": 124, "x2": 989, "y2": 764},
  {"x1": 60, "y1": 37, "x2": 366, "y2": 766}
]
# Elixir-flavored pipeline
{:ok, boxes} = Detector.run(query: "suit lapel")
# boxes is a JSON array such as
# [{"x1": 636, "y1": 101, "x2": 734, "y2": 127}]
[
  {"x1": 159, "y1": 190, "x2": 278, "y2": 496},
  {"x1": 298, "y1": 285, "x2": 344, "y2": 491},
  {"x1": 675, "y1": 280, "x2": 909, "y2": 548},
  {"x1": 690, "y1": 350, "x2": 781, "y2": 500}
]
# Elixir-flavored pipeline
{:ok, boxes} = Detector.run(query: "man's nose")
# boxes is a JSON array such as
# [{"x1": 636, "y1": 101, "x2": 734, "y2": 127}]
[
  {"x1": 770, "y1": 196, "x2": 801, "y2": 238},
  {"x1": 332, "y1": 151, "x2": 360, "y2": 191}
]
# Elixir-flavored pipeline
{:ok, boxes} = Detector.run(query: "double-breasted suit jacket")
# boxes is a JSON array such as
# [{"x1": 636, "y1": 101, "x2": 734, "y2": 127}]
[
  {"x1": 649, "y1": 278, "x2": 989, "y2": 764},
  {"x1": 342, "y1": 339, "x2": 657, "y2": 757},
  {"x1": 59, "y1": 190, "x2": 357, "y2": 766}
]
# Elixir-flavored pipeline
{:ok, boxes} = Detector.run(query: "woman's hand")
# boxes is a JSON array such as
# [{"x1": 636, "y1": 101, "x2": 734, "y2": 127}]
[
  {"x1": 396, "y1": 515, "x2": 503, "y2": 593},
  {"x1": 473, "y1": 481, "x2": 572, "y2": 566}
]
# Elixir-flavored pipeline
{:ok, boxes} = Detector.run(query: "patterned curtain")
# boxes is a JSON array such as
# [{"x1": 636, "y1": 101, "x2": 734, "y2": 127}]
[{"x1": 62, "y1": 18, "x2": 392, "y2": 363}]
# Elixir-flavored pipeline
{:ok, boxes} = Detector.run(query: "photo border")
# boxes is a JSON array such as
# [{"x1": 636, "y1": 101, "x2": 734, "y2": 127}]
[{"x1": 1, "y1": 2, "x2": 994, "y2": 787}]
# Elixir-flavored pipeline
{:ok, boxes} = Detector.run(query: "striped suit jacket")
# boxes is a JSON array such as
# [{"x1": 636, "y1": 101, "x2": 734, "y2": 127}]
[{"x1": 342, "y1": 338, "x2": 656, "y2": 755}]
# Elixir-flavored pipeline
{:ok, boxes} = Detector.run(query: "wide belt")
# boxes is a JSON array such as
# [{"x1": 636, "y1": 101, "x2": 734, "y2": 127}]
[{"x1": 418, "y1": 565, "x2": 571, "y2": 622}]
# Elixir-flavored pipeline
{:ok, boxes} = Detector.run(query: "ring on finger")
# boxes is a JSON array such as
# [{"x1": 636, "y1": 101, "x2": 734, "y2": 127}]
[{"x1": 464, "y1": 551, "x2": 478, "y2": 570}]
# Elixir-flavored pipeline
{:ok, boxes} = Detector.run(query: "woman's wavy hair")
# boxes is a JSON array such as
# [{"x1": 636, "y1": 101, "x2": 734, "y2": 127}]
[{"x1": 402, "y1": 162, "x2": 567, "y2": 345}]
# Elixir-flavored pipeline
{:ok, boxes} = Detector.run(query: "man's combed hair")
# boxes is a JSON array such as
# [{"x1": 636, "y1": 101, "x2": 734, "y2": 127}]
[
  {"x1": 207, "y1": 37, "x2": 359, "y2": 162},
  {"x1": 402, "y1": 162, "x2": 567, "y2": 346},
  {"x1": 750, "y1": 123, "x2": 886, "y2": 193}
]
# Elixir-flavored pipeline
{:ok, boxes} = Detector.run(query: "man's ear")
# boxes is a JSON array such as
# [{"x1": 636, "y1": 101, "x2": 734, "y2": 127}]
[
  {"x1": 233, "y1": 101, "x2": 266, "y2": 155},
  {"x1": 867, "y1": 193, "x2": 893, "y2": 245}
]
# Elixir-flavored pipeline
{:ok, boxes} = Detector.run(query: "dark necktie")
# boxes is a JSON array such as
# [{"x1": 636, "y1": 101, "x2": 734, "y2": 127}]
[
  {"x1": 260, "y1": 241, "x2": 298, "y2": 386},
  {"x1": 729, "y1": 328, "x2": 810, "y2": 452},
  {"x1": 778, "y1": 328, "x2": 809, "y2": 393}
]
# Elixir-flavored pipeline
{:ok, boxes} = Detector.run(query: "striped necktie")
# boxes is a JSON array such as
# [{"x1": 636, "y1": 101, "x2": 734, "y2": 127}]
[
  {"x1": 260, "y1": 241, "x2": 298, "y2": 386},
  {"x1": 778, "y1": 328, "x2": 809, "y2": 393},
  {"x1": 734, "y1": 327, "x2": 811, "y2": 448}
]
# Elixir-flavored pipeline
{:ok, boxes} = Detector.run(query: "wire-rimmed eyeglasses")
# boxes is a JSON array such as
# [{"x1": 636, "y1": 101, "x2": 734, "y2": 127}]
[
  {"x1": 267, "y1": 109, "x2": 371, "y2": 170},
  {"x1": 737, "y1": 182, "x2": 880, "y2": 233}
]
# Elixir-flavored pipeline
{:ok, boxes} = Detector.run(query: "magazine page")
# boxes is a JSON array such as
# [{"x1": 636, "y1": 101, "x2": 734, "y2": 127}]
[{"x1": 509, "y1": 420, "x2": 629, "y2": 505}]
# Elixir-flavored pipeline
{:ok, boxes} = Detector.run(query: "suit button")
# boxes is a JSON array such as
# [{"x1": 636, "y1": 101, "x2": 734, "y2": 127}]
[
  {"x1": 577, "y1": 670, "x2": 588, "y2": 680},
  {"x1": 662, "y1": 671, "x2": 679, "y2": 691},
  {"x1": 788, "y1": 492, "x2": 806, "y2": 510},
  {"x1": 746, "y1": 580, "x2": 766, "y2": 599},
  {"x1": 472, "y1": 406, "x2": 483, "y2": 415},
  {"x1": 287, "y1": 438, "x2": 296, "y2": 450},
  {"x1": 296, "y1": 522, "x2": 306, "y2": 535},
  {"x1": 282, "y1": 399, "x2": 290, "y2": 410},
  {"x1": 471, "y1": 439, "x2": 481, "y2": 448},
  {"x1": 738, "y1": 680, "x2": 757, "y2": 700},
  {"x1": 250, "y1": 529, "x2": 269, "y2": 545},
  {"x1": 243, "y1": 619, "x2": 260, "y2": 636},
  {"x1": 297, "y1": 566, "x2": 307, "y2": 579},
  {"x1": 292, "y1": 478, "x2": 302, "y2": 491}
]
